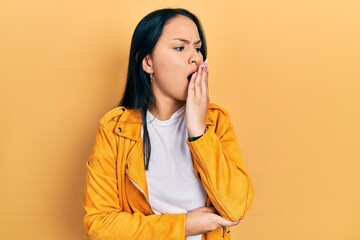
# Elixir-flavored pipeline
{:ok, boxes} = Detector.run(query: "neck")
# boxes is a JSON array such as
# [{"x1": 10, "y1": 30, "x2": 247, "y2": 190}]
[{"x1": 149, "y1": 99, "x2": 185, "y2": 121}]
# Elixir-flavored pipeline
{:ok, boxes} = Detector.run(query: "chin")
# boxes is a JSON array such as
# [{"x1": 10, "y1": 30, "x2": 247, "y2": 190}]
[
  {"x1": 174, "y1": 90, "x2": 188, "y2": 102},
  {"x1": 179, "y1": 93, "x2": 188, "y2": 102},
  {"x1": 180, "y1": 96, "x2": 187, "y2": 102}
]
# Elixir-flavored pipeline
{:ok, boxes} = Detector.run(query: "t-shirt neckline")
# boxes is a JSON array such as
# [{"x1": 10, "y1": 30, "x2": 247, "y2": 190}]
[{"x1": 146, "y1": 105, "x2": 185, "y2": 125}]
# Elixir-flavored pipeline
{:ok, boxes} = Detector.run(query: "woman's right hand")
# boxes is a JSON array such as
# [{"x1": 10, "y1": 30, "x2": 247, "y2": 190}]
[{"x1": 185, "y1": 207, "x2": 240, "y2": 236}]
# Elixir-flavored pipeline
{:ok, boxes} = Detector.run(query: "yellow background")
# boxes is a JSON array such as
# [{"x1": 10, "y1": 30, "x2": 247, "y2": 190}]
[{"x1": 1, "y1": 0, "x2": 359, "y2": 239}]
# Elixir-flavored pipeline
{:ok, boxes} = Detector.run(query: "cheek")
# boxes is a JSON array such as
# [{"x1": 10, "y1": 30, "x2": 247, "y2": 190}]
[{"x1": 153, "y1": 53, "x2": 183, "y2": 79}]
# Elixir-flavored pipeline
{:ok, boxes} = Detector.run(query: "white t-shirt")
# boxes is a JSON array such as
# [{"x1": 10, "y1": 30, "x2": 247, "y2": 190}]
[{"x1": 145, "y1": 105, "x2": 207, "y2": 240}]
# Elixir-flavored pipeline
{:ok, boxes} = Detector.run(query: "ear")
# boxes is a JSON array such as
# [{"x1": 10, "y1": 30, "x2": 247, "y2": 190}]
[{"x1": 142, "y1": 55, "x2": 154, "y2": 74}]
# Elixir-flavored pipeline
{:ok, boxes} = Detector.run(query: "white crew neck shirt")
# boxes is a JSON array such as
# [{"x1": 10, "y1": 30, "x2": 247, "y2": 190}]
[{"x1": 144, "y1": 105, "x2": 207, "y2": 240}]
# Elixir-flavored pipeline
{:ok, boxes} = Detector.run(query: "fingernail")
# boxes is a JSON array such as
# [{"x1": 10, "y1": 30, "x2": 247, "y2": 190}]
[
  {"x1": 201, "y1": 60, "x2": 207, "y2": 70},
  {"x1": 204, "y1": 59, "x2": 208, "y2": 67}
]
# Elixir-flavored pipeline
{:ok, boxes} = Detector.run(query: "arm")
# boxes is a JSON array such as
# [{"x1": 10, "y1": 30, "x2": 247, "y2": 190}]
[
  {"x1": 186, "y1": 116, "x2": 254, "y2": 222},
  {"x1": 83, "y1": 126, "x2": 186, "y2": 239},
  {"x1": 185, "y1": 60, "x2": 253, "y2": 222}
]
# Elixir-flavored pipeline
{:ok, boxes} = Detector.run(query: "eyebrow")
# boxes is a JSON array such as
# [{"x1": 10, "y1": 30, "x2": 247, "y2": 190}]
[{"x1": 172, "y1": 38, "x2": 202, "y2": 45}]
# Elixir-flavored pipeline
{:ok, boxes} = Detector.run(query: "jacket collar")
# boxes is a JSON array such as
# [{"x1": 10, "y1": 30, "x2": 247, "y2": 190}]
[
  {"x1": 114, "y1": 108, "x2": 142, "y2": 141},
  {"x1": 114, "y1": 107, "x2": 215, "y2": 141}
]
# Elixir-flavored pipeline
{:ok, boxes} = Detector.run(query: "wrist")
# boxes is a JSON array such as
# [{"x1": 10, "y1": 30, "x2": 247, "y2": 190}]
[
  {"x1": 188, "y1": 127, "x2": 208, "y2": 141},
  {"x1": 188, "y1": 135, "x2": 202, "y2": 142},
  {"x1": 188, "y1": 126, "x2": 207, "y2": 138}
]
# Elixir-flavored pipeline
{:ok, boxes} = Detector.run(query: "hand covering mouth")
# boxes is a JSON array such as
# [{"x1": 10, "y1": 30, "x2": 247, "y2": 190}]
[
  {"x1": 187, "y1": 73, "x2": 192, "y2": 81},
  {"x1": 187, "y1": 70, "x2": 197, "y2": 81}
]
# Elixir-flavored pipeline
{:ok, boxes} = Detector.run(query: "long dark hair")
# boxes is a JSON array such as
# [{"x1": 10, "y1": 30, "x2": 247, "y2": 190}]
[{"x1": 119, "y1": 8, "x2": 207, "y2": 170}]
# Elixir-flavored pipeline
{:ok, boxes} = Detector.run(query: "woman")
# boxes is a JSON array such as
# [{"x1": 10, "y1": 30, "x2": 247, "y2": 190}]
[{"x1": 83, "y1": 8, "x2": 253, "y2": 240}]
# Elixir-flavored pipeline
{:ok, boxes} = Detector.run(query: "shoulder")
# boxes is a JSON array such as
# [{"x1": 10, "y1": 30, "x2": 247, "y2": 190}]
[
  {"x1": 98, "y1": 107, "x2": 125, "y2": 127},
  {"x1": 97, "y1": 104, "x2": 230, "y2": 128},
  {"x1": 98, "y1": 106, "x2": 142, "y2": 129},
  {"x1": 207, "y1": 103, "x2": 231, "y2": 122}
]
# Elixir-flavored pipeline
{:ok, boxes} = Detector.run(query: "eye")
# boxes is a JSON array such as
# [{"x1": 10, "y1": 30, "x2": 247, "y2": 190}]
[
  {"x1": 196, "y1": 48, "x2": 202, "y2": 52},
  {"x1": 174, "y1": 46, "x2": 184, "y2": 51}
]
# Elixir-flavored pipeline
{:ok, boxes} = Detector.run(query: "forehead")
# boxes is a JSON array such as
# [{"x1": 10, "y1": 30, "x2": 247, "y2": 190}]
[{"x1": 161, "y1": 15, "x2": 200, "y2": 40}]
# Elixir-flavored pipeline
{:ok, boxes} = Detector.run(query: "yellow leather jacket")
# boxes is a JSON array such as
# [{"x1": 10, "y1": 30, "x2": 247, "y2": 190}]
[{"x1": 83, "y1": 103, "x2": 254, "y2": 239}]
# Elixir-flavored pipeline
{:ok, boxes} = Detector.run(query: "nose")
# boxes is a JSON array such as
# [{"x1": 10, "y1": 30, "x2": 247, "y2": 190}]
[{"x1": 189, "y1": 49, "x2": 202, "y2": 66}]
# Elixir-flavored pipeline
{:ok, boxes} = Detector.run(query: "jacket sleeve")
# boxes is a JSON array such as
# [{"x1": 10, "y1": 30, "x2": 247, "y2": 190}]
[
  {"x1": 83, "y1": 125, "x2": 186, "y2": 240},
  {"x1": 186, "y1": 111, "x2": 254, "y2": 222}
]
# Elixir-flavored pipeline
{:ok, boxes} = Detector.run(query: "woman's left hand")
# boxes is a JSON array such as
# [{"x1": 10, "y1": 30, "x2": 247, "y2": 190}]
[{"x1": 186, "y1": 60, "x2": 209, "y2": 138}]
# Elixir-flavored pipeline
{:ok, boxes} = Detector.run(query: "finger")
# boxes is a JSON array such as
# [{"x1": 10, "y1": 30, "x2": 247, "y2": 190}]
[
  {"x1": 187, "y1": 72, "x2": 197, "y2": 97},
  {"x1": 201, "y1": 62, "x2": 208, "y2": 96},
  {"x1": 194, "y1": 60, "x2": 208, "y2": 98},
  {"x1": 204, "y1": 60, "x2": 209, "y2": 95},
  {"x1": 215, "y1": 215, "x2": 241, "y2": 227},
  {"x1": 195, "y1": 64, "x2": 204, "y2": 97}
]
